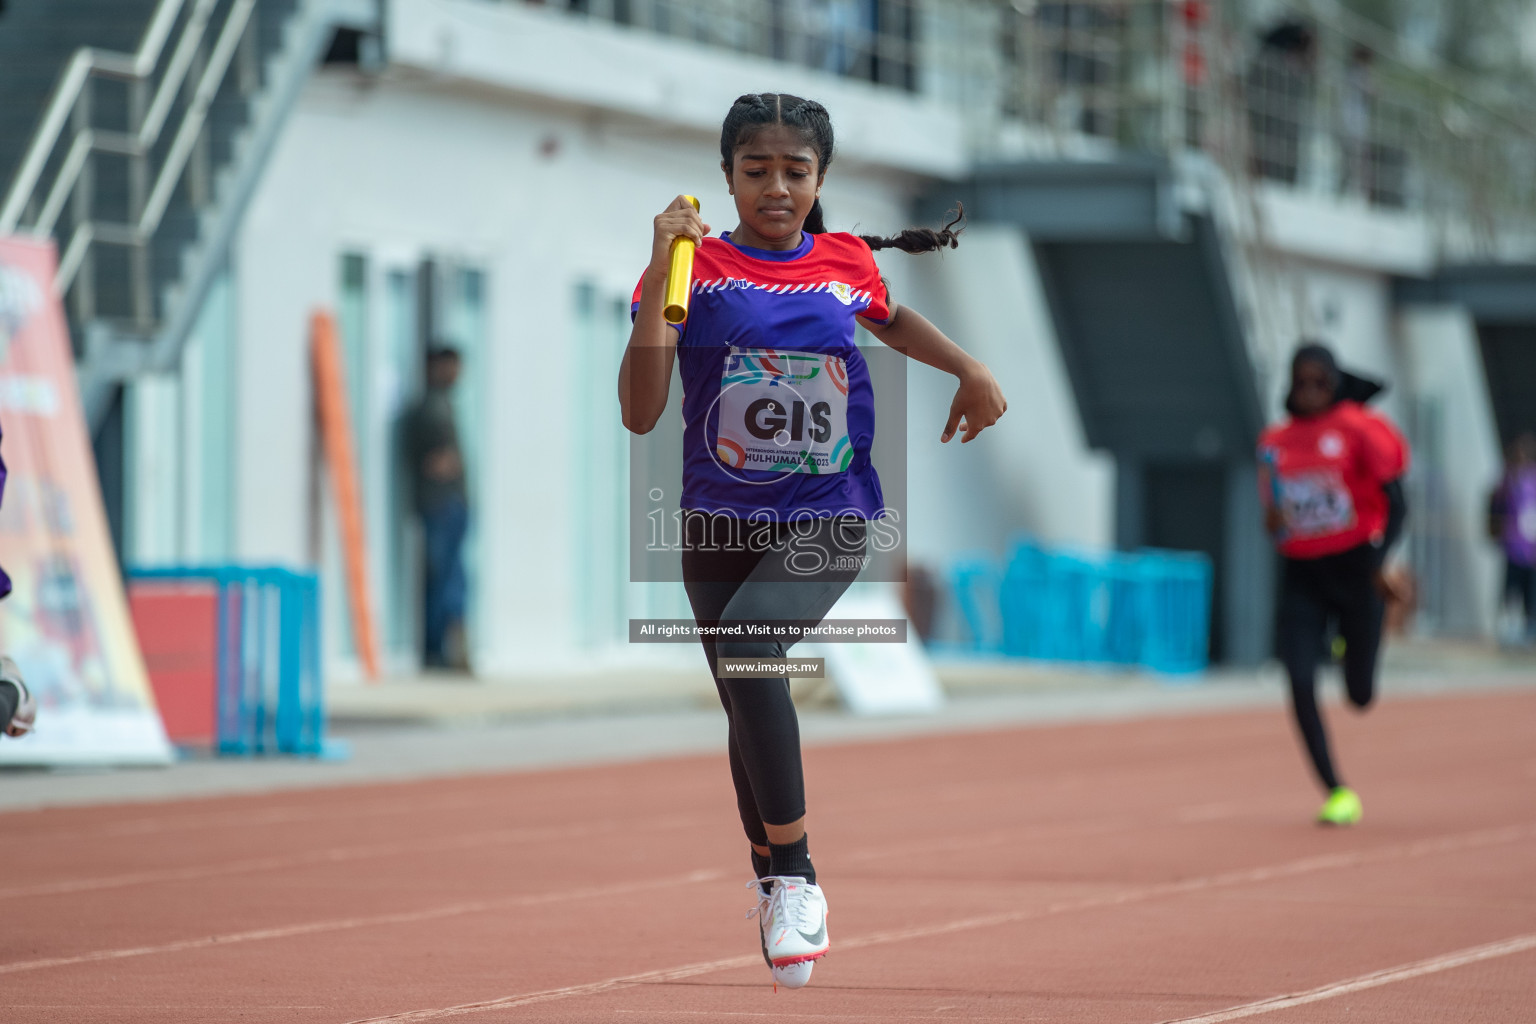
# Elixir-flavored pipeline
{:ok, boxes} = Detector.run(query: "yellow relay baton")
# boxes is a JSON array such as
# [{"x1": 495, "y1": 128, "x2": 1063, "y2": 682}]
[{"x1": 662, "y1": 195, "x2": 701, "y2": 325}]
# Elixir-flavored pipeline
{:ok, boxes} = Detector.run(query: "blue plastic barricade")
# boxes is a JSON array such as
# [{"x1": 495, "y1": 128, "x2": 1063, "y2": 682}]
[
  {"x1": 1136, "y1": 550, "x2": 1213, "y2": 675},
  {"x1": 127, "y1": 566, "x2": 334, "y2": 756},
  {"x1": 999, "y1": 539, "x2": 1048, "y2": 658},
  {"x1": 948, "y1": 542, "x2": 1213, "y2": 675}
]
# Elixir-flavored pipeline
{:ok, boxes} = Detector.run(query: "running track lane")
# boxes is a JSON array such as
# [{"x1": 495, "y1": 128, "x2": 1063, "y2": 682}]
[{"x1": 1, "y1": 687, "x2": 1532, "y2": 1023}]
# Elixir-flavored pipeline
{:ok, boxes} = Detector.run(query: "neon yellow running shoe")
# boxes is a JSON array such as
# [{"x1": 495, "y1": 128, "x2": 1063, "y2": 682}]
[{"x1": 1317, "y1": 787, "x2": 1362, "y2": 826}]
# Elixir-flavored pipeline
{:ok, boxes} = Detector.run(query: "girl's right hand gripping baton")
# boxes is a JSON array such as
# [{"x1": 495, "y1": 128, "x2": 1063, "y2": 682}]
[{"x1": 663, "y1": 195, "x2": 701, "y2": 325}]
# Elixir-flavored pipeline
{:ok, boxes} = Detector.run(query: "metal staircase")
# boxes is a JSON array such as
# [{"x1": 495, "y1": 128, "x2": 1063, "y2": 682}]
[{"x1": 0, "y1": 0, "x2": 380, "y2": 426}]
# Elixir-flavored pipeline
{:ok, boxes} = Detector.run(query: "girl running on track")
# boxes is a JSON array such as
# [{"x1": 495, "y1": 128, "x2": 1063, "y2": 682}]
[
  {"x1": 619, "y1": 92, "x2": 1007, "y2": 988},
  {"x1": 1259, "y1": 343, "x2": 1408, "y2": 827}
]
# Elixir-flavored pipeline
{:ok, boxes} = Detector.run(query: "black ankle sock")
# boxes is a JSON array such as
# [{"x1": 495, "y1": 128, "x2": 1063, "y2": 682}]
[
  {"x1": 768, "y1": 834, "x2": 815, "y2": 885},
  {"x1": 751, "y1": 849, "x2": 772, "y2": 880}
]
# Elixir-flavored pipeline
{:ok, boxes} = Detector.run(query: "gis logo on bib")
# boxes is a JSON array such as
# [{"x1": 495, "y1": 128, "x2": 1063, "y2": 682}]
[
  {"x1": 828, "y1": 282, "x2": 854, "y2": 305},
  {"x1": 716, "y1": 347, "x2": 852, "y2": 478}
]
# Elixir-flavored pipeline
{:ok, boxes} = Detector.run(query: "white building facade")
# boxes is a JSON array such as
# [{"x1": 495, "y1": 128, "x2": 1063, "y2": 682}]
[{"x1": 111, "y1": 0, "x2": 1524, "y2": 678}]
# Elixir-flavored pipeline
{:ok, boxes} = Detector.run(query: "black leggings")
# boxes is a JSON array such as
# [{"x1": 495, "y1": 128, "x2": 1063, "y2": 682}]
[
  {"x1": 1276, "y1": 544, "x2": 1384, "y2": 792},
  {"x1": 1505, "y1": 560, "x2": 1536, "y2": 621},
  {"x1": 681, "y1": 512, "x2": 866, "y2": 845}
]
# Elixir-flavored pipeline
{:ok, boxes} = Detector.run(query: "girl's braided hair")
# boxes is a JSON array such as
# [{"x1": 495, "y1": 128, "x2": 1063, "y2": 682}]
[{"x1": 720, "y1": 93, "x2": 964, "y2": 253}]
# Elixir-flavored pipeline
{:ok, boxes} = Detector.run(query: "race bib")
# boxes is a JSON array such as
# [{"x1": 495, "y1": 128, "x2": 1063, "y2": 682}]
[
  {"x1": 1279, "y1": 470, "x2": 1356, "y2": 538},
  {"x1": 715, "y1": 347, "x2": 852, "y2": 475}
]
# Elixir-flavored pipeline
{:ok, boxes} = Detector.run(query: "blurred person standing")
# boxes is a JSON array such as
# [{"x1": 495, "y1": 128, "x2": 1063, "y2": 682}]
[
  {"x1": 402, "y1": 346, "x2": 471, "y2": 672},
  {"x1": 1259, "y1": 343, "x2": 1409, "y2": 827},
  {"x1": 1488, "y1": 432, "x2": 1536, "y2": 642}
]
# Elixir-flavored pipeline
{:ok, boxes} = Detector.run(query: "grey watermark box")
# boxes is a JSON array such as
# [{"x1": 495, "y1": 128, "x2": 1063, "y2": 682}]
[{"x1": 628, "y1": 618, "x2": 907, "y2": 643}]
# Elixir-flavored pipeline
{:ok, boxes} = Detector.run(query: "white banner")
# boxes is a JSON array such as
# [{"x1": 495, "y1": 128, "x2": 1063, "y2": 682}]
[{"x1": 0, "y1": 236, "x2": 172, "y2": 765}]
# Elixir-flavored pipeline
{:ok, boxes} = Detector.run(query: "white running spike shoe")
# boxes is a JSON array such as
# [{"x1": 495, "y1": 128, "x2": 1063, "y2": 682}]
[
  {"x1": 0, "y1": 657, "x2": 35, "y2": 738},
  {"x1": 745, "y1": 876, "x2": 828, "y2": 989}
]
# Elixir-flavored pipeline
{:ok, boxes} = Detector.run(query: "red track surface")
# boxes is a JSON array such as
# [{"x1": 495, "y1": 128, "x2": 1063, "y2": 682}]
[{"x1": 3, "y1": 688, "x2": 1534, "y2": 1023}]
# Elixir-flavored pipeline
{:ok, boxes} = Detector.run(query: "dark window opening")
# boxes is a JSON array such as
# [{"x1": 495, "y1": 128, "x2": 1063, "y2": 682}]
[{"x1": 324, "y1": 27, "x2": 364, "y2": 65}]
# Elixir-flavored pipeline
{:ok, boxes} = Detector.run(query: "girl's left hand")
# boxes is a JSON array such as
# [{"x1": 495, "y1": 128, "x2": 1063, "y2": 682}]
[
  {"x1": 1372, "y1": 566, "x2": 1408, "y2": 604},
  {"x1": 1264, "y1": 504, "x2": 1285, "y2": 535},
  {"x1": 943, "y1": 363, "x2": 1007, "y2": 443}
]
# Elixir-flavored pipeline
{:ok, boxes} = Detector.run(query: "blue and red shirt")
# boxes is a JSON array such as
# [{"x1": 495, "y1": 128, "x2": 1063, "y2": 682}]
[{"x1": 632, "y1": 230, "x2": 891, "y2": 519}]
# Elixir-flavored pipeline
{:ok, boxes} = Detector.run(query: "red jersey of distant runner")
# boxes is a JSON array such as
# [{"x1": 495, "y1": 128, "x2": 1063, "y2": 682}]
[{"x1": 1258, "y1": 400, "x2": 1409, "y2": 559}]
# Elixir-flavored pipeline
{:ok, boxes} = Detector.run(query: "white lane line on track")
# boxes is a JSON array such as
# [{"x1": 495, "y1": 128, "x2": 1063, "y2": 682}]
[
  {"x1": 613, "y1": 1012, "x2": 1033, "y2": 1020},
  {"x1": 349, "y1": 954, "x2": 766, "y2": 1023},
  {"x1": 841, "y1": 795, "x2": 1253, "y2": 868},
  {"x1": 16, "y1": 791, "x2": 1140, "y2": 899},
  {"x1": 841, "y1": 817, "x2": 1127, "y2": 864},
  {"x1": 0, "y1": 870, "x2": 725, "y2": 977},
  {"x1": 14, "y1": 791, "x2": 508, "y2": 842},
  {"x1": 1174, "y1": 801, "x2": 1251, "y2": 824},
  {"x1": 8, "y1": 772, "x2": 1009, "y2": 847},
  {"x1": 341, "y1": 822, "x2": 1536, "y2": 1023},
  {"x1": 0, "y1": 814, "x2": 709, "y2": 900},
  {"x1": 0, "y1": 1005, "x2": 330, "y2": 1010},
  {"x1": 12, "y1": 766, "x2": 992, "y2": 843},
  {"x1": 7, "y1": 785, "x2": 1235, "y2": 902},
  {"x1": 1157, "y1": 933, "x2": 1536, "y2": 1024}
]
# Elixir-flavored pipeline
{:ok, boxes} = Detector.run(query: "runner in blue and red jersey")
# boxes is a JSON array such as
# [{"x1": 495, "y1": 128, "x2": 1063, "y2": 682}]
[
  {"x1": 1258, "y1": 343, "x2": 1408, "y2": 827},
  {"x1": 620, "y1": 93, "x2": 1007, "y2": 989}
]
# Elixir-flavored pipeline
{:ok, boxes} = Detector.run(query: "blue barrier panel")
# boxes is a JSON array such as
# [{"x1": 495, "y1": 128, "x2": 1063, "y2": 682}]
[
  {"x1": 128, "y1": 566, "x2": 334, "y2": 756},
  {"x1": 1137, "y1": 550, "x2": 1213, "y2": 675},
  {"x1": 1000, "y1": 539, "x2": 1047, "y2": 658},
  {"x1": 1102, "y1": 555, "x2": 1146, "y2": 667},
  {"x1": 950, "y1": 541, "x2": 1213, "y2": 674},
  {"x1": 1045, "y1": 553, "x2": 1093, "y2": 662}
]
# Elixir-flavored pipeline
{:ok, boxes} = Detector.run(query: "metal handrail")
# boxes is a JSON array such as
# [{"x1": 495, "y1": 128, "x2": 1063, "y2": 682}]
[
  {"x1": 54, "y1": 223, "x2": 95, "y2": 293},
  {"x1": 0, "y1": 0, "x2": 192, "y2": 233},
  {"x1": 36, "y1": 132, "x2": 111, "y2": 239},
  {"x1": 139, "y1": 0, "x2": 257, "y2": 239},
  {"x1": 1, "y1": 0, "x2": 261, "y2": 304},
  {"x1": 139, "y1": 0, "x2": 223, "y2": 147}
]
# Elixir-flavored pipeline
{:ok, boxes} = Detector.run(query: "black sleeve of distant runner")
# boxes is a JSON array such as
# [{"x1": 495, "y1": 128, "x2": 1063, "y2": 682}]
[
  {"x1": 0, "y1": 681, "x2": 16, "y2": 730},
  {"x1": 1379, "y1": 477, "x2": 1407, "y2": 560}
]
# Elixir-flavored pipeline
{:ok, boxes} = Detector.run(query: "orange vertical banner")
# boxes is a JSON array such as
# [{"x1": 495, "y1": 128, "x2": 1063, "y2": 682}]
[{"x1": 310, "y1": 310, "x2": 380, "y2": 682}]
